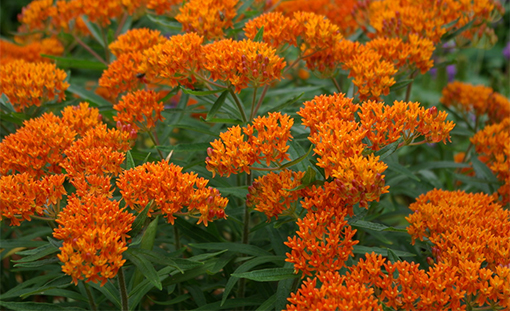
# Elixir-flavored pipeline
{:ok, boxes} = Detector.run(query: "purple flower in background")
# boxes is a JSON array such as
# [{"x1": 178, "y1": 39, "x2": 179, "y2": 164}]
[
  {"x1": 446, "y1": 64, "x2": 456, "y2": 82},
  {"x1": 429, "y1": 67, "x2": 437, "y2": 78},
  {"x1": 503, "y1": 42, "x2": 510, "y2": 60}
]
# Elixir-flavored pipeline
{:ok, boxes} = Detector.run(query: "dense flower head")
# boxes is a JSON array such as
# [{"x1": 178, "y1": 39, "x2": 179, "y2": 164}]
[
  {"x1": 78, "y1": 0, "x2": 145, "y2": 27},
  {"x1": 246, "y1": 169, "x2": 305, "y2": 220},
  {"x1": 406, "y1": 189, "x2": 510, "y2": 269},
  {"x1": 60, "y1": 102, "x2": 103, "y2": 136},
  {"x1": 275, "y1": 0, "x2": 362, "y2": 37},
  {"x1": 285, "y1": 209, "x2": 358, "y2": 277},
  {"x1": 471, "y1": 118, "x2": 510, "y2": 205},
  {"x1": 117, "y1": 160, "x2": 228, "y2": 226},
  {"x1": 17, "y1": 0, "x2": 54, "y2": 32},
  {"x1": 293, "y1": 11, "x2": 342, "y2": 51},
  {"x1": 285, "y1": 271, "x2": 382, "y2": 311},
  {"x1": 0, "y1": 37, "x2": 63, "y2": 64},
  {"x1": 440, "y1": 81, "x2": 510, "y2": 124},
  {"x1": 53, "y1": 194, "x2": 135, "y2": 286},
  {"x1": 298, "y1": 92, "x2": 360, "y2": 135},
  {"x1": 114, "y1": 90, "x2": 165, "y2": 132},
  {"x1": 0, "y1": 173, "x2": 66, "y2": 226},
  {"x1": 98, "y1": 52, "x2": 146, "y2": 100},
  {"x1": 175, "y1": 0, "x2": 238, "y2": 40},
  {"x1": 61, "y1": 123, "x2": 133, "y2": 179},
  {"x1": 139, "y1": 33, "x2": 204, "y2": 88},
  {"x1": 365, "y1": 34, "x2": 435, "y2": 74},
  {"x1": 243, "y1": 12, "x2": 298, "y2": 49},
  {"x1": 206, "y1": 112, "x2": 293, "y2": 177},
  {"x1": 109, "y1": 28, "x2": 168, "y2": 58},
  {"x1": 202, "y1": 39, "x2": 286, "y2": 92},
  {"x1": 147, "y1": 0, "x2": 182, "y2": 15},
  {"x1": 0, "y1": 59, "x2": 69, "y2": 112},
  {"x1": 301, "y1": 182, "x2": 351, "y2": 215},
  {"x1": 50, "y1": 0, "x2": 90, "y2": 36},
  {"x1": 0, "y1": 113, "x2": 76, "y2": 178}
]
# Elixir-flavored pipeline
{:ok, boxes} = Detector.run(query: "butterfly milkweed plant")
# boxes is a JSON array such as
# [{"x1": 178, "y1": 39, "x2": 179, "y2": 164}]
[{"x1": 1, "y1": 0, "x2": 509, "y2": 310}]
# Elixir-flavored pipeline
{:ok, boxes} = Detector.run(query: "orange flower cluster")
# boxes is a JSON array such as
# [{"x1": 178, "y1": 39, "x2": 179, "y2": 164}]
[
  {"x1": 365, "y1": 34, "x2": 435, "y2": 74},
  {"x1": 0, "y1": 60, "x2": 69, "y2": 112},
  {"x1": 440, "y1": 81, "x2": 510, "y2": 124},
  {"x1": 0, "y1": 173, "x2": 66, "y2": 226},
  {"x1": 206, "y1": 112, "x2": 293, "y2": 177},
  {"x1": 407, "y1": 189, "x2": 510, "y2": 269},
  {"x1": 285, "y1": 270, "x2": 381, "y2": 311},
  {"x1": 0, "y1": 113, "x2": 76, "y2": 177},
  {"x1": 139, "y1": 33, "x2": 204, "y2": 88},
  {"x1": 53, "y1": 194, "x2": 135, "y2": 286},
  {"x1": 175, "y1": 0, "x2": 238, "y2": 40},
  {"x1": 285, "y1": 209, "x2": 358, "y2": 277},
  {"x1": 108, "y1": 28, "x2": 168, "y2": 58},
  {"x1": 98, "y1": 52, "x2": 145, "y2": 100},
  {"x1": 0, "y1": 37, "x2": 63, "y2": 64},
  {"x1": 368, "y1": 0, "x2": 503, "y2": 43},
  {"x1": 471, "y1": 118, "x2": 510, "y2": 205},
  {"x1": 60, "y1": 102, "x2": 104, "y2": 137},
  {"x1": 113, "y1": 90, "x2": 165, "y2": 132},
  {"x1": 117, "y1": 160, "x2": 228, "y2": 226},
  {"x1": 243, "y1": 12, "x2": 298, "y2": 49},
  {"x1": 202, "y1": 39, "x2": 286, "y2": 92},
  {"x1": 78, "y1": 0, "x2": 144, "y2": 27},
  {"x1": 246, "y1": 169, "x2": 305, "y2": 220},
  {"x1": 147, "y1": 0, "x2": 182, "y2": 15}
]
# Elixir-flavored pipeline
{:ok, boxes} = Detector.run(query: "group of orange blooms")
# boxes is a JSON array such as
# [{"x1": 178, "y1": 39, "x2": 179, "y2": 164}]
[{"x1": 0, "y1": 0, "x2": 509, "y2": 310}]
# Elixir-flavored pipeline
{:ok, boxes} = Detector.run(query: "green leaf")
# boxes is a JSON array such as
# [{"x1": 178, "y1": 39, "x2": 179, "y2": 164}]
[
  {"x1": 175, "y1": 217, "x2": 222, "y2": 243},
  {"x1": 14, "y1": 257, "x2": 60, "y2": 268},
  {"x1": 266, "y1": 93, "x2": 304, "y2": 114},
  {"x1": 89, "y1": 280, "x2": 121, "y2": 309},
  {"x1": 192, "y1": 298, "x2": 261, "y2": 310},
  {"x1": 129, "y1": 201, "x2": 153, "y2": 240},
  {"x1": 471, "y1": 156, "x2": 500, "y2": 191},
  {"x1": 390, "y1": 79, "x2": 413, "y2": 92},
  {"x1": 0, "y1": 301, "x2": 86, "y2": 311},
  {"x1": 147, "y1": 294, "x2": 191, "y2": 306},
  {"x1": 215, "y1": 186, "x2": 249, "y2": 200},
  {"x1": 158, "y1": 143, "x2": 212, "y2": 153},
  {"x1": 349, "y1": 220, "x2": 407, "y2": 232},
  {"x1": 14, "y1": 243, "x2": 59, "y2": 263},
  {"x1": 130, "y1": 248, "x2": 185, "y2": 273},
  {"x1": 353, "y1": 245, "x2": 415, "y2": 257},
  {"x1": 201, "y1": 117, "x2": 243, "y2": 124},
  {"x1": 279, "y1": 144, "x2": 313, "y2": 170},
  {"x1": 125, "y1": 150, "x2": 136, "y2": 170},
  {"x1": 253, "y1": 26, "x2": 264, "y2": 42},
  {"x1": 387, "y1": 249, "x2": 401, "y2": 263},
  {"x1": 256, "y1": 294, "x2": 276, "y2": 311},
  {"x1": 374, "y1": 139, "x2": 401, "y2": 160},
  {"x1": 441, "y1": 19, "x2": 475, "y2": 42},
  {"x1": 231, "y1": 268, "x2": 297, "y2": 282},
  {"x1": 124, "y1": 248, "x2": 162, "y2": 290},
  {"x1": 0, "y1": 93, "x2": 15, "y2": 112},
  {"x1": 168, "y1": 124, "x2": 220, "y2": 137},
  {"x1": 67, "y1": 84, "x2": 112, "y2": 107},
  {"x1": 410, "y1": 161, "x2": 470, "y2": 171},
  {"x1": 81, "y1": 16, "x2": 105, "y2": 47},
  {"x1": 140, "y1": 216, "x2": 158, "y2": 251},
  {"x1": 206, "y1": 90, "x2": 229, "y2": 121},
  {"x1": 275, "y1": 266, "x2": 296, "y2": 311},
  {"x1": 221, "y1": 256, "x2": 285, "y2": 306},
  {"x1": 385, "y1": 157, "x2": 420, "y2": 181},
  {"x1": 181, "y1": 86, "x2": 226, "y2": 96},
  {"x1": 42, "y1": 55, "x2": 107, "y2": 70},
  {"x1": 189, "y1": 243, "x2": 272, "y2": 257},
  {"x1": 146, "y1": 14, "x2": 182, "y2": 30},
  {"x1": 0, "y1": 273, "x2": 64, "y2": 300}
]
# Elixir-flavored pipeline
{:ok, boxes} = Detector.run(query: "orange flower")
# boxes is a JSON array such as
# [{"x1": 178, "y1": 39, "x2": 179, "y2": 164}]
[
  {"x1": 61, "y1": 102, "x2": 103, "y2": 136},
  {"x1": 247, "y1": 169, "x2": 305, "y2": 220},
  {"x1": 0, "y1": 113, "x2": 76, "y2": 178},
  {"x1": 51, "y1": 0, "x2": 90, "y2": 36},
  {"x1": 0, "y1": 59, "x2": 69, "y2": 112},
  {"x1": 17, "y1": 0, "x2": 54, "y2": 32},
  {"x1": 147, "y1": 0, "x2": 182, "y2": 15},
  {"x1": 53, "y1": 194, "x2": 135, "y2": 286},
  {"x1": 117, "y1": 160, "x2": 228, "y2": 226},
  {"x1": 77, "y1": 0, "x2": 145, "y2": 27},
  {"x1": 108, "y1": 28, "x2": 168, "y2": 58},
  {"x1": 140, "y1": 33, "x2": 204, "y2": 88},
  {"x1": 202, "y1": 39, "x2": 286, "y2": 92},
  {"x1": 293, "y1": 12, "x2": 342, "y2": 51},
  {"x1": 0, "y1": 173, "x2": 66, "y2": 226},
  {"x1": 285, "y1": 209, "x2": 358, "y2": 277},
  {"x1": 206, "y1": 112, "x2": 293, "y2": 177},
  {"x1": 98, "y1": 52, "x2": 145, "y2": 100},
  {"x1": 175, "y1": 0, "x2": 238, "y2": 40},
  {"x1": 285, "y1": 271, "x2": 382, "y2": 311},
  {"x1": 243, "y1": 12, "x2": 298, "y2": 49},
  {"x1": 114, "y1": 90, "x2": 165, "y2": 132},
  {"x1": 440, "y1": 82, "x2": 510, "y2": 124},
  {"x1": 471, "y1": 118, "x2": 510, "y2": 205},
  {"x1": 406, "y1": 189, "x2": 510, "y2": 269}
]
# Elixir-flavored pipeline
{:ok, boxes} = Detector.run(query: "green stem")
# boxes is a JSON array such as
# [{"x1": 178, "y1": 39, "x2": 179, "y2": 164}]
[
  {"x1": 100, "y1": 27, "x2": 110, "y2": 63},
  {"x1": 251, "y1": 85, "x2": 269, "y2": 118},
  {"x1": 118, "y1": 267, "x2": 129, "y2": 311},
  {"x1": 114, "y1": 13, "x2": 128, "y2": 38},
  {"x1": 331, "y1": 77, "x2": 342, "y2": 93},
  {"x1": 72, "y1": 34, "x2": 108, "y2": 65},
  {"x1": 237, "y1": 173, "x2": 252, "y2": 305},
  {"x1": 84, "y1": 283, "x2": 97, "y2": 311},
  {"x1": 249, "y1": 87, "x2": 258, "y2": 121},
  {"x1": 147, "y1": 130, "x2": 165, "y2": 160},
  {"x1": 228, "y1": 87, "x2": 247, "y2": 124},
  {"x1": 404, "y1": 71, "x2": 417, "y2": 102}
]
